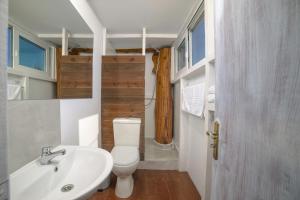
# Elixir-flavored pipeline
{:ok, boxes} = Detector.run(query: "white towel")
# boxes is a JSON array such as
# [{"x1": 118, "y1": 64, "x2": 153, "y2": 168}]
[
  {"x1": 207, "y1": 94, "x2": 215, "y2": 103},
  {"x1": 7, "y1": 84, "x2": 22, "y2": 100},
  {"x1": 208, "y1": 85, "x2": 215, "y2": 94},
  {"x1": 182, "y1": 83, "x2": 205, "y2": 117}
]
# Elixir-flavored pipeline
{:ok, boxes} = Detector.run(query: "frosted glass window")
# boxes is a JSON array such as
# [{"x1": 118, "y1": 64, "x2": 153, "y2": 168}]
[
  {"x1": 191, "y1": 15, "x2": 205, "y2": 65},
  {"x1": 7, "y1": 27, "x2": 12, "y2": 67},
  {"x1": 177, "y1": 39, "x2": 186, "y2": 71},
  {"x1": 19, "y1": 36, "x2": 45, "y2": 71}
]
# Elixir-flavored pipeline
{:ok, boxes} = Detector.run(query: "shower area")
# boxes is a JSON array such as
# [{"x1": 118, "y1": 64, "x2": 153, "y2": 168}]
[
  {"x1": 101, "y1": 45, "x2": 178, "y2": 169},
  {"x1": 144, "y1": 48, "x2": 178, "y2": 168}
]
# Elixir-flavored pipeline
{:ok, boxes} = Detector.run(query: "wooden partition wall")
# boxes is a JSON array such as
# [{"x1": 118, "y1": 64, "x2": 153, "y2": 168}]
[
  {"x1": 101, "y1": 56, "x2": 145, "y2": 160},
  {"x1": 56, "y1": 48, "x2": 93, "y2": 98}
]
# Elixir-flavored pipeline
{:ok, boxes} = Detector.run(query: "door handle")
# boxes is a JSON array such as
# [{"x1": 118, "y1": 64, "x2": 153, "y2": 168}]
[{"x1": 206, "y1": 121, "x2": 220, "y2": 160}]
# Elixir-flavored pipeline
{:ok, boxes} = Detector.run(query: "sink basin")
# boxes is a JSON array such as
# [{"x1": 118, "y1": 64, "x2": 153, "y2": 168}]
[{"x1": 10, "y1": 146, "x2": 113, "y2": 200}]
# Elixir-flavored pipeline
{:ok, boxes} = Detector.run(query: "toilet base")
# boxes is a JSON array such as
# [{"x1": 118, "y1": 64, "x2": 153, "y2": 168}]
[{"x1": 115, "y1": 175, "x2": 134, "y2": 198}]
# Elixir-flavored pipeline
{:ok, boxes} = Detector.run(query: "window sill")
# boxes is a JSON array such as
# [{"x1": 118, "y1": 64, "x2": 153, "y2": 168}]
[
  {"x1": 7, "y1": 68, "x2": 56, "y2": 82},
  {"x1": 172, "y1": 58, "x2": 206, "y2": 83},
  {"x1": 206, "y1": 54, "x2": 215, "y2": 64}
]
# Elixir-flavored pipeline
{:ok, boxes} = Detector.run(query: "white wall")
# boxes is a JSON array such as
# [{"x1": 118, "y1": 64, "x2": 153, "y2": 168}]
[
  {"x1": 173, "y1": 82, "x2": 181, "y2": 150},
  {"x1": 172, "y1": 1, "x2": 215, "y2": 199},
  {"x1": 7, "y1": 100, "x2": 61, "y2": 173},
  {"x1": 60, "y1": 0, "x2": 103, "y2": 146},
  {"x1": 175, "y1": 78, "x2": 211, "y2": 198},
  {"x1": 28, "y1": 78, "x2": 56, "y2": 99},
  {"x1": 180, "y1": 75, "x2": 208, "y2": 197},
  {"x1": 60, "y1": 99, "x2": 100, "y2": 145},
  {"x1": 145, "y1": 53, "x2": 156, "y2": 138},
  {"x1": 186, "y1": 114, "x2": 207, "y2": 195},
  {"x1": 0, "y1": 0, "x2": 9, "y2": 197}
]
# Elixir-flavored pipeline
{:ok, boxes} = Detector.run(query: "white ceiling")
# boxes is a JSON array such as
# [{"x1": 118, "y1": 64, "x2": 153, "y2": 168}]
[
  {"x1": 9, "y1": 0, "x2": 92, "y2": 48},
  {"x1": 9, "y1": 0, "x2": 91, "y2": 34},
  {"x1": 9, "y1": 0, "x2": 197, "y2": 49},
  {"x1": 88, "y1": 0, "x2": 197, "y2": 34},
  {"x1": 88, "y1": 0, "x2": 197, "y2": 49}
]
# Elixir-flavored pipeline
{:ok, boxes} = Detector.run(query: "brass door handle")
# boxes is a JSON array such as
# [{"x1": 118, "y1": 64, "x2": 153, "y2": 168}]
[{"x1": 206, "y1": 121, "x2": 219, "y2": 160}]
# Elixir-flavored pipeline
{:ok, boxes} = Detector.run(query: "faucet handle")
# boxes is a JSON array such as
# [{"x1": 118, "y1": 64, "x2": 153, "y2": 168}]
[{"x1": 41, "y1": 146, "x2": 52, "y2": 155}]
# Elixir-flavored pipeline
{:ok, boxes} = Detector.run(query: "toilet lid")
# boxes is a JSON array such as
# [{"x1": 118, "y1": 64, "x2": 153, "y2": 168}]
[{"x1": 111, "y1": 146, "x2": 139, "y2": 166}]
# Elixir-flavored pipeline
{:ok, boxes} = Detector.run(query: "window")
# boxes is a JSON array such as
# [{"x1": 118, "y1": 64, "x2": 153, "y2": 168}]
[
  {"x1": 19, "y1": 36, "x2": 46, "y2": 71},
  {"x1": 7, "y1": 22, "x2": 55, "y2": 81},
  {"x1": 190, "y1": 14, "x2": 205, "y2": 65},
  {"x1": 7, "y1": 27, "x2": 13, "y2": 67},
  {"x1": 177, "y1": 39, "x2": 187, "y2": 71},
  {"x1": 172, "y1": 3, "x2": 205, "y2": 81}
]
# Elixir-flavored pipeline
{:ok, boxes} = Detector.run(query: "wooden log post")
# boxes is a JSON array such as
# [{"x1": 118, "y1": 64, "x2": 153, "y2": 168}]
[{"x1": 152, "y1": 48, "x2": 173, "y2": 144}]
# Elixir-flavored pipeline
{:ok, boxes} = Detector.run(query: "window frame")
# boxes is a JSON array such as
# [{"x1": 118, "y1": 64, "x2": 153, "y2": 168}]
[
  {"x1": 7, "y1": 22, "x2": 56, "y2": 82},
  {"x1": 18, "y1": 35, "x2": 47, "y2": 72},
  {"x1": 7, "y1": 26, "x2": 13, "y2": 67},
  {"x1": 188, "y1": 4, "x2": 205, "y2": 69},
  {"x1": 174, "y1": 31, "x2": 189, "y2": 78}
]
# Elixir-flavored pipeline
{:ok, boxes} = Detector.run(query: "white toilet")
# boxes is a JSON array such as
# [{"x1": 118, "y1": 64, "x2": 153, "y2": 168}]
[{"x1": 111, "y1": 118, "x2": 141, "y2": 198}]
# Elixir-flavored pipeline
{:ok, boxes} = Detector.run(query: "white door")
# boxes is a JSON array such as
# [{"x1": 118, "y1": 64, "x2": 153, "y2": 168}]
[{"x1": 212, "y1": 0, "x2": 300, "y2": 199}]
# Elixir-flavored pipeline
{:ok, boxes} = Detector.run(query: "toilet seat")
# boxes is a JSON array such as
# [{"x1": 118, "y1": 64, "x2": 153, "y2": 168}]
[{"x1": 111, "y1": 146, "x2": 139, "y2": 166}]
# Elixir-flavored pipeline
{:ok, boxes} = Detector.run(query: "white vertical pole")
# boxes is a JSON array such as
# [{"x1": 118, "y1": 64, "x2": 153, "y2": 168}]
[
  {"x1": 102, "y1": 28, "x2": 107, "y2": 55},
  {"x1": 62, "y1": 28, "x2": 69, "y2": 56},
  {"x1": 142, "y1": 27, "x2": 146, "y2": 55}
]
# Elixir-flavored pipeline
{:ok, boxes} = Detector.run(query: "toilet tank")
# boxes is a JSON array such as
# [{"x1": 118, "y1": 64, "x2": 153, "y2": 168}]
[{"x1": 113, "y1": 118, "x2": 141, "y2": 147}]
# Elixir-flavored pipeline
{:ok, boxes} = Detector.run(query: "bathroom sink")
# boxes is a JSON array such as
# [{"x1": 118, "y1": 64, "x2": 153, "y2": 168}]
[{"x1": 10, "y1": 146, "x2": 113, "y2": 200}]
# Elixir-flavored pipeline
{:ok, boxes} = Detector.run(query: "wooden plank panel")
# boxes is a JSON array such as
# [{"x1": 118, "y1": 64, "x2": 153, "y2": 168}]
[
  {"x1": 102, "y1": 88, "x2": 144, "y2": 97},
  {"x1": 61, "y1": 63, "x2": 93, "y2": 72},
  {"x1": 102, "y1": 56, "x2": 145, "y2": 64},
  {"x1": 61, "y1": 55, "x2": 93, "y2": 64},
  {"x1": 102, "y1": 69, "x2": 145, "y2": 79},
  {"x1": 102, "y1": 72, "x2": 145, "y2": 80},
  {"x1": 102, "y1": 104, "x2": 144, "y2": 111},
  {"x1": 102, "y1": 109, "x2": 144, "y2": 115},
  {"x1": 101, "y1": 56, "x2": 145, "y2": 160},
  {"x1": 102, "y1": 63, "x2": 145, "y2": 71},
  {"x1": 102, "y1": 80, "x2": 144, "y2": 88},
  {"x1": 61, "y1": 72, "x2": 92, "y2": 80},
  {"x1": 57, "y1": 53, "x2": 92, "y2": 99},
  {"x1": 60, "y1": 88, "x2": 92, "y2": 98},
  {"x1": 60, "y1": 80, "x2": 92, "y2": 88},
  {"x1": 102, "y1": 97, "x2": 144, "y2": 104}
]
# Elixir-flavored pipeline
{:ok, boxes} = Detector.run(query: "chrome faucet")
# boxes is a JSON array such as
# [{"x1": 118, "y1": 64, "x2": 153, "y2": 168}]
[{"x1": 40, "y1": 146, "x2": 66, "y2": 165}]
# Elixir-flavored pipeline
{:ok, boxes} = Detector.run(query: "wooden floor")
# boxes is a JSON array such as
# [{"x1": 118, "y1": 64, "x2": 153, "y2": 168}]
[{"x1": 89, "y1": 170, "x2": 201, "y2": 200}]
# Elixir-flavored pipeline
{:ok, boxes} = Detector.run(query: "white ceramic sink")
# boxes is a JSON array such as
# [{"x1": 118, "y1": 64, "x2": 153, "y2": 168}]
[{"x1": 10, "y1": 146, "x2": 113, "y2": 200}]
